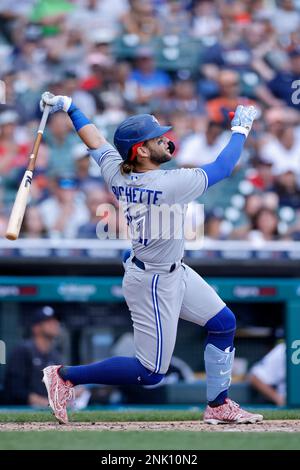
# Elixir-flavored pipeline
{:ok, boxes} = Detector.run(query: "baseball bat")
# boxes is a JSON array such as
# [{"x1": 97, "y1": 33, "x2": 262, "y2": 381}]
[{"x1": 5, "y1": 105, "x2": 51, "y2": 240}]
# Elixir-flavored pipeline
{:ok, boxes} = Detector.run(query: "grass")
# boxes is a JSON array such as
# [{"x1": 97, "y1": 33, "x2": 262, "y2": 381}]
[
  {"x1": 0, "y1": 409, "x2": 299, "y2": 450},
  {"x1": 0, "y1": 431, "x2": 300, "y2": 450},
  {"x1": 0, "y1": 408, "x2": 299, "y2": 423}
]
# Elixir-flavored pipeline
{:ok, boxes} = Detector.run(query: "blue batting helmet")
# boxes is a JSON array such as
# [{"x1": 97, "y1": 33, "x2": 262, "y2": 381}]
[{"x1": 114, "y1": 114, "x2": 172, "y2": 161}]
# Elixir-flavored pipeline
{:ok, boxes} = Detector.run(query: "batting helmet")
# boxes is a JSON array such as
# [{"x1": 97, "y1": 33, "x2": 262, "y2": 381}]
[{"x1": 114, "y1": 114, "x2": 172, "y2": 161}]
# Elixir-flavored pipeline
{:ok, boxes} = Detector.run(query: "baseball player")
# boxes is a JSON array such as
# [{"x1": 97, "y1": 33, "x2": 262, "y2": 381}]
[{"x1": 41, "y1": 91, "x2": 263, "y2": 425}]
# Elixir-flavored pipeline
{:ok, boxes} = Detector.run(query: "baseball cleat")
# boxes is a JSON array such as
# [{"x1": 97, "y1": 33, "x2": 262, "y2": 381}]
[
  {"x1": 204, "y1": 398, "x2": 263, "y2": 424},
  {"x1": 42, "y1": 365, "x2": 74, "y2": 424}
]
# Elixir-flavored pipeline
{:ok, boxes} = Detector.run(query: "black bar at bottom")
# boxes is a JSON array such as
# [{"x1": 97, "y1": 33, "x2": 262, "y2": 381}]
[{"x1": 0, "y1": 450, "x2": 297, "y2": 466}]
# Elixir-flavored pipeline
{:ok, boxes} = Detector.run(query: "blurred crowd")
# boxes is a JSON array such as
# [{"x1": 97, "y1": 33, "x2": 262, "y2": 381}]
[{"x1": 0, "y1": 0, "x2": 300, "y2": 241}]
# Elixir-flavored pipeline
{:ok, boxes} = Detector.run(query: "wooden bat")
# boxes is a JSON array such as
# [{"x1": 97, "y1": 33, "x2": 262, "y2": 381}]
[{"x1": 5, "y1": 105, "x2": 51, "y2": 240}]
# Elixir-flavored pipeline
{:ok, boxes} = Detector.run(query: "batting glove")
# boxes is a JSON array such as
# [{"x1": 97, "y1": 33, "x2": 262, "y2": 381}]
[
  {"x1": 40, "y1": 91, "x2": 72, "y2": 114},
  {"x1": 231, "y1": 105, "x2": 257, "y2": 138}
]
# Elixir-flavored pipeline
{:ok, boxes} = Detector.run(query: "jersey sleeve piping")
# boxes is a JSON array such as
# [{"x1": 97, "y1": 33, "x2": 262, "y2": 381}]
[{"x1": 199, "y1": 168, "x2": 208, "y2": 193}]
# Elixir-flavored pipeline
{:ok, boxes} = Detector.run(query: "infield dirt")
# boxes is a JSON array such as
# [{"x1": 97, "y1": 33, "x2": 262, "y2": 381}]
[{"x1": 1, "y1": 420, "x2": 299, "y2": 432}]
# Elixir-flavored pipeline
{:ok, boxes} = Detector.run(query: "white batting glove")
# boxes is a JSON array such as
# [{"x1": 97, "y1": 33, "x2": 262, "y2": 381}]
[
  {"x1": 40, "y1": 91, "x2": 72, "y2": 114},
  {"x1": 230, "y1": 105, "x2": 257, "y2": 138}
]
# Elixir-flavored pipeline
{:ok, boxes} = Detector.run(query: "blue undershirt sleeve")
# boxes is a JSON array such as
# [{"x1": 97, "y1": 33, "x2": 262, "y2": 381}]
[{"x1": 200, "y1": 133, "x2": 246, "y2": 188}]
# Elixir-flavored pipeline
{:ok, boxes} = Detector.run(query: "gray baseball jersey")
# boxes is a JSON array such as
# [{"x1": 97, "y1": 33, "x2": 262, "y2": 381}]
[
  {"x1": 90, "y1": 143, "x2": 225, "y2": 374},
  {"x1": 90, "y1": 143, "x2": 208, "y2": 263}
]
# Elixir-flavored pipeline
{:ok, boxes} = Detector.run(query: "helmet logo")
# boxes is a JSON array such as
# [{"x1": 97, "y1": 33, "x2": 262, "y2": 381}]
[{"x1": 151, "y1": 115, "x2": 159, "y2": 125}]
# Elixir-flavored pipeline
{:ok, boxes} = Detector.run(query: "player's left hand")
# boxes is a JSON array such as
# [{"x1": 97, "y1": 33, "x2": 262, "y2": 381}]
[
  {"x1": 40, "y1": 91, "x2": 72, "y2": 114},
  {"x1": 230, "y1": 105, "x2": 257, "y2": 138}
]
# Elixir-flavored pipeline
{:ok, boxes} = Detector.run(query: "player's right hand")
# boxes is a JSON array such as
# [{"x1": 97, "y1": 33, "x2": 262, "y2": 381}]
[
  {"x1": 230, "y1": 105, "x2": 257, "y2": 138},
  {"x1": 40, "y1": 91, "x2": 72, "y2": 114}
]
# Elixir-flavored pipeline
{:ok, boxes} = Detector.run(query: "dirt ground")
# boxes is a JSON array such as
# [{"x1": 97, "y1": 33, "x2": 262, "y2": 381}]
[{"x1": 1, "y1": 420, "x2": 300, "y2": 432}]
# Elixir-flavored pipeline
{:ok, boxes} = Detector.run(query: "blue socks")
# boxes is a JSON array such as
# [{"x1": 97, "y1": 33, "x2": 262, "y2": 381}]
[
  {"x1": 59, "y1": 356, "x2": 164, "y2": 387},
  {"x1": 205, "y1": 306, "x2": 236, "y2": 352},
  {"x1": 204, "y1": 306, "x2": 236, "y2": 406}
]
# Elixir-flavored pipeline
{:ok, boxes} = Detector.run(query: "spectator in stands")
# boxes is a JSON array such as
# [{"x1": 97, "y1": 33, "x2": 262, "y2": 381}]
[
  {"x1": 206, "y1": 70, "x2": 254, "y2": 124},
  {"x1": 30, "y1": 0, "x2": 75, "y2": 37},
  {"x1": 10, "y1": 25, "x2": 45, "y2": 81},
  {"x1": 161, "y1": 78, "x2": 205, "y2": 116},
  {"x1": 230, "y1": 192, "x2": 264, "y2": 239},
  {"x1": 271, "y1": 0, "x2": 300, "y2": 37},
  {"x1": 259, "y1": 107, "x2": 300, "y2": 179},
  {"x1": 272, "y1": 163, "x2": 300, "y2": 209},
  {"x1": 114, "y1": 61, "x2": 136, "y2": 109},
  {"x1": 39, "y1": 177, "x2": 89, "y2": 238},
  {"x1": 72, "y1": 143, "x2": 103, "y2": 193},
  {"x1": 0, "y1": 0, "x2": 300, "y2": 244},
  {"x1": 120, "y1": 0, "x2": 161, "y2": 43},
  {"x1": 82, "y1": 52, "x2": 115, "y2": 96},
  {"x1": 0, "y1": 110, "x2": 29, "y2": 176},
  {"x1": 204, "y1": 210, "x2": 225, "y2": 240},
  {"x1": 157, "y1": 0, "x2": 191, "y2": 37},
  {"x1": 128, "y1": 47, "x2": 171, "y2": 112},
  {"x1": 165, "y1": 111, "x2": 194, "y2": 154},
  {"x1": 267, "y1": 47, "x2": 300, "y2": 110},
  {"x1": 248, "y1": 341, "x2": 286, "y2": 406},
  {"x1": 0, "y1": 71, "x2": 31, "y2": 123},
  {"x1": 248, "y1": 207, "x2": 280, "y2": 241},
  {"x1": 176, "y1": 119, "x2": 229, "y2": 167},
  {"x1": 21, "y1": 205, "x2": 48, "y2": 238},
  {"x1": 0, "y1": 211, "x2": 8, "y2": 238},
  {"x1": 3, "y1": 306, "x2": 61, "y2": 407},
  {"x1": 0, "y1": 109, "x2": 32, "y2": 205},
  {"x1": 59, "y1": 71, "x2": 97, "y2": 119},
  {"x1": 0, "y1": 3, "x2": 36, "y2": 44},
  {"x1": 67, "y1": 0, "x2": 128, "y2": 39},
  {"x1": 246, "y1": 156, "x2": 274, "y2": 192},
  {"x1": 192, "y1": 0, "x2": 222, "y2": 40},
  {"x1": 44, "y1": 112, "x2": 78, "y2": 178},
  {"x1": 87, "y1": 30, "x2": 115, "y2": 59},
  {"x1": 77, "y1": 187, "x2": 124, "y2": 238},
  {"x1": 201, "y1": 19, "x2": 280, "y2": 108},
  {"x1": 201, "y1": 14, "x2": 252, "y2": 74}
]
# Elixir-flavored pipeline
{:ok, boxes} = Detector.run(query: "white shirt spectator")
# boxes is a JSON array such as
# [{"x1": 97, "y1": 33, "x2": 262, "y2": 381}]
[
  {"x1": 250, "y1": 343, "x2": 286, "y2": 398},
  {"x1": 67, "y1": 0, "x2": 129, "y2": 37},
  {"x1": 0, "y1": 0, "x2": 35, "y2": 16},
  {"x1": 176, "y1": 131, "x2": 230, "y2": 167},
  {"x1": 272, "y1": 7, "x2": 300, "y2": 36},
  {"x1": 39, "y1": 195, "x2": 89, "y2": 239},
  {"x1": 72, "y1": 90, "x2": 96, "y2": 120},
  {"x1": 260, "y1": 126, "x2": 300, "y2": 180}
]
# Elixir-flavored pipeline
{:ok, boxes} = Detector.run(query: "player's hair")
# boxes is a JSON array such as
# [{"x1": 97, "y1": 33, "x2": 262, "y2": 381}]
[
  {"x1": 120, "y1": 160, "x2": 136, "y2": 174},
  {"x1": 120, "y1": 145, "x2": 139, "y2": 174}
]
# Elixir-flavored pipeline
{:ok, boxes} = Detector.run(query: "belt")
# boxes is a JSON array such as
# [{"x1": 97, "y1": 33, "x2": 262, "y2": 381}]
[{"x1": 132, "y1": 256, "x2": 177, "y2": 273}]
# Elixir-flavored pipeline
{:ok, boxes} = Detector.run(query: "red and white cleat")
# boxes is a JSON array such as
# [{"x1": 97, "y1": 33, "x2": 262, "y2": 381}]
[
  {"x1": 42, "y1": 365, "x2": 74, "y2": 424},
  {"x1": 204, "y1": 398, "x2": 263, "y2": 424}
]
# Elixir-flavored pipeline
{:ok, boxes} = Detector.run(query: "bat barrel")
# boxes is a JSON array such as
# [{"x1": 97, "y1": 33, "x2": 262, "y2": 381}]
[{"x1": 5, "y1": 104, "x2": 50, "y2": 241}]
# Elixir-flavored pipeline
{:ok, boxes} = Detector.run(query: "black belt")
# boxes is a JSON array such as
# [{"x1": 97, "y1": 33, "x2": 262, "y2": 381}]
[{"x1": 132, "y1": 256, "x2": 177, "y2": 273}]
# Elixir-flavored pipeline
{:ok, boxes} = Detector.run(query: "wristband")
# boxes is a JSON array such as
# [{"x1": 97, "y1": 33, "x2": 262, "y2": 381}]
[{"x1": 68, "y1": 102, "x2": 91, "y2": 132}]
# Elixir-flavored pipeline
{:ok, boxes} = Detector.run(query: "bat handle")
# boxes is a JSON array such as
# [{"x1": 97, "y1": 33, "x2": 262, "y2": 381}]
[
  {"x1": 38, "y1": 104, "x2": 51, "y2": 134},
  {"x1": 27, "y1": 105, "x2": 51, "y2": 172}
]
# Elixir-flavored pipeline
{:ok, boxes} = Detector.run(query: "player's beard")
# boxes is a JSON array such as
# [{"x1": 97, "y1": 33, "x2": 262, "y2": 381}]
[{"x1": 149, "y1": 149, "x2": 172, "y2": 164}]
